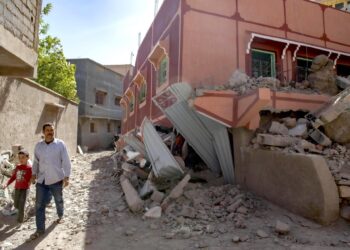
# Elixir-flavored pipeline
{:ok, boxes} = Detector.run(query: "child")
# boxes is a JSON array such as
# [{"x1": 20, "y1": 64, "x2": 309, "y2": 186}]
[{"x1": 1, "y1": 149, "x2": 32, "y2": 223}]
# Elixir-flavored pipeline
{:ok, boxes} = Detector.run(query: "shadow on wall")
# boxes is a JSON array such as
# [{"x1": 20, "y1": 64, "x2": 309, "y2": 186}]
[
  {"x1": 35, "y1": 104, "x2": 64, "y2": 134},
  {"x1": 0, "y1": 78, "x2": 20, "y2": 112}
]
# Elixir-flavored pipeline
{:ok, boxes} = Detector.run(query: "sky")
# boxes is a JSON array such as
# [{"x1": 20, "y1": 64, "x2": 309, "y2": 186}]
[{"x1": 42, "y1": 0, "x2": 164, "y2": 65}]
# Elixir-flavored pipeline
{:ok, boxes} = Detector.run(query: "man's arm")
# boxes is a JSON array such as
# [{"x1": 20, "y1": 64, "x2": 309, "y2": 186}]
[
  {"x1": 61, "y1": 141, "x2": 71, "y2": 186},
  {"x1": 31, "y1": 144, "x2": 39, "y2": 183}
]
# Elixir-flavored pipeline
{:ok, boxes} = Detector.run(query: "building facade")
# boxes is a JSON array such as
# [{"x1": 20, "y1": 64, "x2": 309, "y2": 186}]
[
  {"x1": 68, "y1": 59, "x2": 123, "y2": 151},
  {"x1": 0, "y1": 77, "x2": 78, "y2": 156},
  {"x1": 121, "y1": 0, "x2": 350, "y2": 134},
  {"x1": 0, "y1": 0, "x2": 42, "y2": 77}
]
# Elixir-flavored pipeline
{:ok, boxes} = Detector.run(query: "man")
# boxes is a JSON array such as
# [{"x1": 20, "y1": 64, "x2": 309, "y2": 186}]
[{"x1": 29, "y1": 123, "x2": 71, "y2": 240}]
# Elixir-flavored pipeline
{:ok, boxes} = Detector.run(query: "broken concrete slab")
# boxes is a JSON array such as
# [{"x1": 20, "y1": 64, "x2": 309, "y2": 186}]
[
  {"x1": 142, "y1": 118, "x2": 184, "y2": 179},
  {"x1": 235, "y1": 147, "x2": 339, "y2": 225},
  {"x1": 120, "y1": 175, "x2": 144, "y2": 213},
  {"x1": 161, "y1": 174, "x2": 191, "y2": 210},
  {"x1": 257, "y1": 134, "x2": 299, "y2": 147},
  {"x1": 269, "y1": 121, "x2": 289, "y2": 135}
]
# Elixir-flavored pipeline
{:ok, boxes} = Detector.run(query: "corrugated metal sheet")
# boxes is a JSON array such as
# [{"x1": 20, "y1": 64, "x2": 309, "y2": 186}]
[
  {"x1": 124, "y1": 134, "x2": 149, "y2": 160},
  {"x1": 153, "y1": 83, "x2": 221, "y2": 174},
  {"x1": 198, "y1": 114, "x2": 235, "y2": 184},
  {"x1": 142, "y1": 118, "x2": 184, "y2": 179}
]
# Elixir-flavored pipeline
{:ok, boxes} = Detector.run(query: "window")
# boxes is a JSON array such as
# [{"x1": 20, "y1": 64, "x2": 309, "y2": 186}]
[
  {"x1": 252, "y1": 49, "x2": 276, "y2": 78},
  {"x1": 139, "y1": 82, "x2": 147, "y2": 103},
  {"x1": 335, "y1": 2, "x2": 344, "y2": 9},
  {"x1": 129, "y1": 94, "x2": 134, "y2": 113},
  {"x1": 90, "y1": 123, "x2": 96, "y2": 133},
  {"x1": 95, "y1": 91, "x2": 106, "y2": 105},
  {"x1": 348, "y1": 1, "x2": 350, "y2": 9},
  {"x1": 115, "y1": 96, "x2": 121, "y2": 106},
  {"x1": 296, "y1": 57, "x2": 313, "y2": 82},
  {"x1": 158, "y1": 56, "x2": 169, "y2": 86},
  {"x1": 107, "y1": 122, "x2": 111, "y2": 133}
]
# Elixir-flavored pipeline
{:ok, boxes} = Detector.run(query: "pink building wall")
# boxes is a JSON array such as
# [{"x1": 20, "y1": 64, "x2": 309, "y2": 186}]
[{"x1": 121, "y1": 0, "x2": 350, "y2": 134}]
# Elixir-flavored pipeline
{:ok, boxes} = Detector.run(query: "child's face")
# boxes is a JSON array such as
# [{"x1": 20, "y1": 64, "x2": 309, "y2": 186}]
[{"x1": 18, "y1": 154, "x2": 28, "y2": 165}]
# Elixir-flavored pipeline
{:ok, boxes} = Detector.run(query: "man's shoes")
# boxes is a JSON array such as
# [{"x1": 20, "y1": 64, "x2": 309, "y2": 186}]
[
  {"x1": 26, "y1": 231, "x2": 45, "y2": 242},
  {"x1": 55, "y1": 217, "x2": 64, "y2": 224}
]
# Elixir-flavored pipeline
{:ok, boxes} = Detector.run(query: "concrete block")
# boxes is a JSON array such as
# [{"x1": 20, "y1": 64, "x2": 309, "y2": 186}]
[
  {"x1": 234, "y1": 147, "x2": 339, "y2": 225},
  {"x1": 269, "y1": 121, "x2": 289, "y2": 135},
  {"x1": 338, "y1": 186, "x2": 350, "y2": 199},
  {"x1": 144, "y1": 206, "x2": 162, "y2": 219},
  {"x1": 288, "y1": 124, "x2": 308, "y2": 137},
  {"x1": 120, "y1": 175, "x2": 144, "y2": 213},
  {"x1": 257, "y1": 134, "x2": 298, "y2": 147},
  {"x1": 151, "y1": 190, "x2": 165, "y2": 203}
]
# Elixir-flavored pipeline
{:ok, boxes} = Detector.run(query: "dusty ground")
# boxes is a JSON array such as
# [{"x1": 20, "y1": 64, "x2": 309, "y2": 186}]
[{"x1": 0, "y1": 151, "x2": 350, "y2": 250}]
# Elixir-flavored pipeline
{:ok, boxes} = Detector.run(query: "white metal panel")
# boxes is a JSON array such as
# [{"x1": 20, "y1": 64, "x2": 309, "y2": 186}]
[
  {"x1": 153, "y1": 83, "x2": 221, "y2": 174},
  {"x1": 142, "y1": 118, "x2": 184, "y2": 179}
]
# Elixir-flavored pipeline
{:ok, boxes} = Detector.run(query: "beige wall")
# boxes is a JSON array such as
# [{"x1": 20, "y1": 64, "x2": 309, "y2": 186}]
[
  {"x1": 79, "y1": 117, "x2": 120, "y2": 151},
  {"x1": 0, "y1": 77, "x2": 78, "y2": 157},
  {"x1": 0, "y1": 0, "x2": 42, "y2": 77}
]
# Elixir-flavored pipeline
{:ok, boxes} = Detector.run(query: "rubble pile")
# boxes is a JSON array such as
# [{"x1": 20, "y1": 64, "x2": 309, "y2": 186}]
[
  {"x1": 196, "y1": 55, "x2": 350, "y2": 97},
  {"x1": 250, "y1": 105, "x2": 350, "y2": 219},
  {"x1": 111, "y1": 121, "x2": 257, "y2": 233},
  {"x1": 161, "y1": 184, "x2": 255, "y2": 231}
]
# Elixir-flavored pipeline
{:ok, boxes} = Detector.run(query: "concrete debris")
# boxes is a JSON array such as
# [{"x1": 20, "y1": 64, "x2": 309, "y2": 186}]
[
  {"x1": 308, "y1": 55, "x2": 338, "y2": 95},
  {"x1": 282, "y1": 117, "x2": 297, "y2": 128},
  {"x1": 161, "y1": 174, "x2": 191, "y2": 210},
  {"x1": 232, "y1": 236, "x2": 240, "y2": 243},
  {"x1": 338, "y1": 186, "x2": 350, "y2": 199},
  {"x1": 336, "y1": 76, "x2": 350, "y2": 90},
  {"x1": 257, "y1": 134, "x2": 299, "y2": 147},
  {"x1": 275, "y1": 220, "x2": 290, "y2": 235},
  {"x1": 227, "y1": 70, "x2": 249, "y2": 88},
  {"x1": 151, "y1": 190, "x2": 165, "y2": 203},
  {"x1": 269, "y1": 121, "x2": 289, "y2": 135},
  {"x1": 120, "y1": 175, "x2": 144, "y2": 213},
  {"x1": 143, "y1": 206, "x2": 162, "y2": 219},
  {"x1": 324, "y1": 111, "x2": 350, "y2": 145},
  {"x1": 288, "y1": 123, "x2": 308, "y2": 138},
  {"x1": 256, "y1": 229, "x2": 269, "y2": 238}
]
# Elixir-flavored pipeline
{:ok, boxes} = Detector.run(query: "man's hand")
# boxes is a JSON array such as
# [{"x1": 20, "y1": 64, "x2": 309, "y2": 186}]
[
  {"x1": 63, "y1": 177, "x2": 69, "y2": 188},
  {"x1": 31, "y1": 175, "x2": 36, "y2": 184}
]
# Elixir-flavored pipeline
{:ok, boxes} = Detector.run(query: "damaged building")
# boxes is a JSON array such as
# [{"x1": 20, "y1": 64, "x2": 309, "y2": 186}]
[{"x1": 118, "y1": 0, "x2": 350, "y2": 226}]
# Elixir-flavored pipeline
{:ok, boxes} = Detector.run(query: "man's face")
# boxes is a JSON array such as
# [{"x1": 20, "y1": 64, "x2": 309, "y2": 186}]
[
  {"x1": 43, "y1": 126, "x2": 55, "y2": 142},
  {"x1": 18, "y1": 154, "x2": 28, "y2": 165}
]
